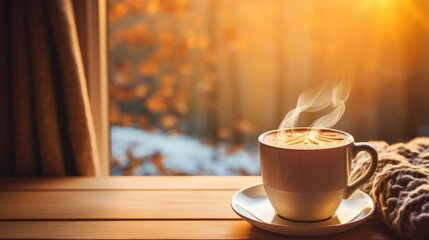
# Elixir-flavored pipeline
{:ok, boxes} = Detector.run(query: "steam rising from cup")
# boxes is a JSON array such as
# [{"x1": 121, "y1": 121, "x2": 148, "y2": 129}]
[{"x1": 277, "y1": 75, "x2": 351, "y2": 140}]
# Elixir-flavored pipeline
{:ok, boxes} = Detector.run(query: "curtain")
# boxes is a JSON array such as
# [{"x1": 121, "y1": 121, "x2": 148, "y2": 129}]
[{"x1": 0, "y1": 0, "x2": 100, "y2": 177}]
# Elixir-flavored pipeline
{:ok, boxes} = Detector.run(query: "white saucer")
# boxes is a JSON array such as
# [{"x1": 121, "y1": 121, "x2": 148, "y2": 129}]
[{"x1": 231, "y1": 184, "x2": 374, "y2": 236}]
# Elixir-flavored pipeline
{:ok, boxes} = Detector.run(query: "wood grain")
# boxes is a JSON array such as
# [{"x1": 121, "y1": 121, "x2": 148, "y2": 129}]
[
  {"x1": 0, "y1": 176, "x2": 261, "y2": 190},
  {"x1": 0, "y1": 190, "x2": 239, "y2": 220},
  {"x1": 0, "y1": 176, "x2": 396, "y2": 239},
  {"x1": 0, "y1": 220, "x2": 397, "y2": 240}
]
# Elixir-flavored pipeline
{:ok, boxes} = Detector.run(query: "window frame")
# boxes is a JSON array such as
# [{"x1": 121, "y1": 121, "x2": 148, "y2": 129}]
[{"x1": 74, "y1": 0, "x2": 110, "y2": 176}]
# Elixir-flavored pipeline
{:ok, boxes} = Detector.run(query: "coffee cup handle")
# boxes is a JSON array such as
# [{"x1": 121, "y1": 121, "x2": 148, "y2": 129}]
[{"x1": 344, "y1": 142, "x2": 378, "y2": 199}]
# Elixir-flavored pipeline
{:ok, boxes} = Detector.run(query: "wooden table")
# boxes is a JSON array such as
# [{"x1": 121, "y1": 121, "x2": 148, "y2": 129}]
[{"x1": 0, "y1": 177, "x2": 396, "y2": 239}]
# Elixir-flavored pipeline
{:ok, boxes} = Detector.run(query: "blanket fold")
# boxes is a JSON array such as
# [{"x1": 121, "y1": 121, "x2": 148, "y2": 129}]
[{"x1": 351, "y1": 138, "x2": 429, "y2": 240}]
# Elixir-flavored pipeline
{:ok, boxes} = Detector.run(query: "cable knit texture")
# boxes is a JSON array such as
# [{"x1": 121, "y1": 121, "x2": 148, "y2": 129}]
[{"x1": 351, "y1": 138, "x2": 429, "y2": 240}]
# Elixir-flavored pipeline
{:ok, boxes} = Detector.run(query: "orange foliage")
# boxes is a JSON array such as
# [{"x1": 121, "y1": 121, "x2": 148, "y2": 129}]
[
  {"x1": 110, "y1": 0, "x2": 249, "y2": 148},
  {"x1": 158, "y1": 0, "x2": 189, "y2": 14},
  {"x1": 110, "y1": 107, "x2": 122, "y2": 125},
  {"x1": 139, "y1": 58, "x2": 160, "y2": 76},
  {"x1": 109, "y1": 2, "x2": 128, "y2": 21},
  {"x1": 120, "y1": 114, "x2": 134, "y2": 126},
  {"x1": 227, "y1": 144, "x2": 244, "y2": 154},
  {"x1": 161, "y1": 114, "x2": 178, "y2": 128},
  {"x1": 196, "y1": 73, "x2": 216, "y2": 92},
  {"x1": 114, "y1": 24, "x2": 153, "y2": 48},
  {"x1": 171, "y1": 93, "x2": 188, "y2": 114},
  {"x1": 234, "y1": 120, "x2": 255, "y2": 134},
  {"x1": 203, "y1": 52, "x2": 217, "y2": 67},
  {"x1": 184, "y1": 30, "x2": 209, "y2": 50},
  {"x1": 110, "y1": 85, "x2": 136, "y2": 101},
  {"x1": 134, "y1": 84, "x2": 149, "y2": 98},
  {"x1": 110, "y1": 0, "x2": 190, "y2": 21},
  {"x1": 161, "y1": 74, "x2": 175, "y2": 86},
  {"x1": 152, "y1": 152, "x2": 165, "y2": 173},
  {"x1": 179, "y1": 64, "x2": 193, "y2": 76},
  {"x1": 136, "y1": 115, "x2": 149, "y2": 128},
  {"x1": 217, "y1": 128, "x2": 232, "y2": 140},
  {"x1": 112, "y1": 61, "x2": 133, "y2": 85},
  {"x1": 146, "y1": 0, "x2": 160, "y2": 15},
  {"x1": 145, "y1": 95, "x2": 167, "y2": 113}
]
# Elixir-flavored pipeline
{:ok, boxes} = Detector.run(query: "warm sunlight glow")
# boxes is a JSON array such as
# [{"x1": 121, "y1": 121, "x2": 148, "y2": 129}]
[
  {"x1": 275, "y1": 0, "x2": 429, "y2": 137},
  {"x1": 109, "y1": 0, "x2": 429, "y2": 175}
]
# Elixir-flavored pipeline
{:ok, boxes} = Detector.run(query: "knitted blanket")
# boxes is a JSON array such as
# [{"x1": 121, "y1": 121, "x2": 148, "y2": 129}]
[{"x1": 351, "y1": 138, "x2": 429, "y2": 240}]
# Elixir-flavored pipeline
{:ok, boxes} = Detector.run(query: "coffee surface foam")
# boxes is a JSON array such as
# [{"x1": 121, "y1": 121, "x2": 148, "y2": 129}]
[{"x1": 263, "y1": 130, "x2": 351, "y2": 149}]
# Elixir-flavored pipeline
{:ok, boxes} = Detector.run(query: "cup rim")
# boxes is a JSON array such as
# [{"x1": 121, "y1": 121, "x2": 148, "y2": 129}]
[{"x1": 258, "y1": 127, "x2": 355, "y2": 150}]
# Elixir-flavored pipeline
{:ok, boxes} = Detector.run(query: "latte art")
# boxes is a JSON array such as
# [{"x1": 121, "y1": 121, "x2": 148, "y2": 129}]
[{"x1": 263, "y1": 129, "x2": 351, "y2": 149}]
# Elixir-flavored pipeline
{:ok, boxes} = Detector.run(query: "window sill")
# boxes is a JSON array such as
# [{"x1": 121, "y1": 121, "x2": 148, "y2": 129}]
[{"x1": 0, "y1": 176, "x2": 395, "y2": 239}]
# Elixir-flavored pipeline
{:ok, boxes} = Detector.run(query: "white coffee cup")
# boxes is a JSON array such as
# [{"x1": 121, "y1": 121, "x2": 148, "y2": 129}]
[{"x1": 258, "y1": 128, "x2": 378, "y2": 222}]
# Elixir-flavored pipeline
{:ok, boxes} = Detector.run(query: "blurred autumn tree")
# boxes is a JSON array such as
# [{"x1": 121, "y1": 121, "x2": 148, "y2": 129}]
[
  {"x1": 110, "y1": 0, "x2": 429, "y2": 175},
  {"x1": 109, "y1": 0, "x2": 258, "y2": 153}
]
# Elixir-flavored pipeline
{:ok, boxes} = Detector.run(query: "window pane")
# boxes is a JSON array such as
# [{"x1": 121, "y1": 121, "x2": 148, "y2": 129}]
[{"x1": 109, "y1": 0, "x2": 429, "y2": 175}]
